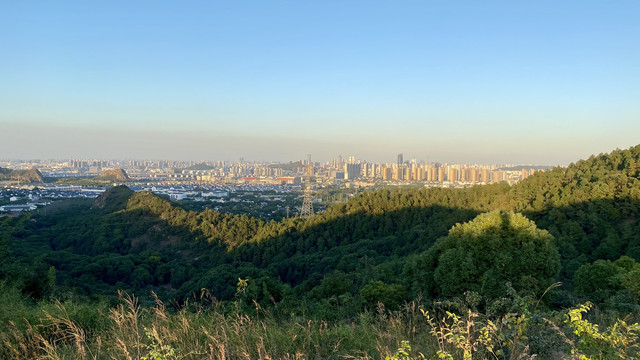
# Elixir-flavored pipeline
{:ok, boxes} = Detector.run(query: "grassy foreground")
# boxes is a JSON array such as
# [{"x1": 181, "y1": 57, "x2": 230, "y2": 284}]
[{"x1": 2, "y1": 285, "x2": 640, "y2": 360}]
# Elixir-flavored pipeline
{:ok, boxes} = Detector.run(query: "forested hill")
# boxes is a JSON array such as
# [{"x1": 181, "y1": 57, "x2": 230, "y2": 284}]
[
  {"x1": 511, "y1": 146, "x2": 640, "y2": 211},
  {"x1": 2, "y1": 145, "x2": 640, "y2": 315}
]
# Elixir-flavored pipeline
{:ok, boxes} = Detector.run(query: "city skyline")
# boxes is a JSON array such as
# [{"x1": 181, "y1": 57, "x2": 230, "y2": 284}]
[
  {"x1": 0, "y1": 155, "x2": 544, "y2": 186},
  {"x1": 2, "y1": 1, "x2": 639, "y2": 165}
]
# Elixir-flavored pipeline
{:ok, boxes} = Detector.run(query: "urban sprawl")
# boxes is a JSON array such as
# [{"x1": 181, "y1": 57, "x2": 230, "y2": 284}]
[{"x1": 0, "y1": 154, "x2": 549, "y2": 215}]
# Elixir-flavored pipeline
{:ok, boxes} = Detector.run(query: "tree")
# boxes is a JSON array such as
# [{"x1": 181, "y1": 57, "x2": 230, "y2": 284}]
[
  {"x1": 574, "y1": 256, "x2": 640, "y2": 306},
  {"x1": 413, "y1": 210, "x2": 560, "y2": 299},
  {"x1": 573, "y1": 259, "x2": 622, "y2": 304},
  {"x1": 359, "y1": 280, "x2": 407, "y2": 311}
]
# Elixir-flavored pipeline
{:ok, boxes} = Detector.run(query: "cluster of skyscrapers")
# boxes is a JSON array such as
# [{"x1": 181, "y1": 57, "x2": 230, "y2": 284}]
[{"x1": 314, "y1": 153, "x2": 544, "y2": 185}]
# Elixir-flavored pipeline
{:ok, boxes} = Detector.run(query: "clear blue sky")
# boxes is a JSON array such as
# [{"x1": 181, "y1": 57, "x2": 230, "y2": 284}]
[{"x1": 1, "y1": 1, "x2": 638, "y2": 164}]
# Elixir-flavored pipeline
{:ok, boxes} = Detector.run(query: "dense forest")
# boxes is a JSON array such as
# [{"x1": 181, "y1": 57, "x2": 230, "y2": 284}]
[{"x1": 2, "y1": 145, "x2": 640, "y2": 359}]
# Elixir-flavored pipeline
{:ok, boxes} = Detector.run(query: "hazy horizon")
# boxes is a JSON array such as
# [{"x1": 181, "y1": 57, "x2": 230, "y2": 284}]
[{"x1": 2, "y1": 1, "x2": 638, "y2": 165}]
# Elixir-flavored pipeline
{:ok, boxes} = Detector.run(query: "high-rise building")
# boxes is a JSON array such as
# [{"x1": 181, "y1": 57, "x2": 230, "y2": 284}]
[
  {"x1": 413, "y1": 166, "x2": 425, "y2": 181},
  {"x1": 425, "y1": 164, "x2": 435, "y2": 181},
  {"x1": 382, "y1": 166, "x2": 393, "y2": 181},
  {"x1": 361, "y1": 162, "x2": 370, "y2": 178},
  {"x1": 491, "y1": 171, "x2": 503, "y2": 183},
  {"x1": 373, "y1": 163, "x2": 381, "y2": 178},
  {"x1": 448, "y1": 168, "x2": 458, "y2": 182},
  {"x1": 393, "y1": 166, "x2": 406, "y2": 181},
  {"x1": 397, "y1": 153, "x2": 403, "y2": 166},
  {"x1": 427, "y1": 166, "x2": 436, "y2": 181},
  {"x1": 481, "y1": 169, "x2": 490, "y2": 183},
  {"x1": 460, "y1": 168, "x2": 469, "y2": 182},
  {"x1": 345, "y1": 163, "x2": 361, "y2": 180},
  {"x1": 306, "y1": 154, "x2": 314, "y2": 177}
]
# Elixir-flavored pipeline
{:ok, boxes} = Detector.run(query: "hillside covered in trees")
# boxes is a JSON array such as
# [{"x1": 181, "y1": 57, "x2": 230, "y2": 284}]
[{"x1": 2, "y1": 145, "x2": 640, "y2": 358}]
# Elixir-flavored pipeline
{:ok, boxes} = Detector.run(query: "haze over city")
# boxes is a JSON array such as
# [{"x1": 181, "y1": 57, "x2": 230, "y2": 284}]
[{"x1": 1, "y1": 1, "x2": 638, "y2": 164}]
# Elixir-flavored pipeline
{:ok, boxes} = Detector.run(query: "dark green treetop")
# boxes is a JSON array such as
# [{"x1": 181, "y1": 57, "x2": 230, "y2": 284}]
[{"x1": 417, "y1": 210, "x2": 560, "y2": 299}]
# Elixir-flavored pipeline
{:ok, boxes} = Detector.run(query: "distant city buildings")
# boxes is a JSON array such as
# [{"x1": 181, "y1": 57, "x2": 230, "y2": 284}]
[
  {"x1": 0, "y1": 155, "x2": 551, "y2": 217},
  {"x1": 0, "y1": 155, "x2": 550, "y2": 190}
]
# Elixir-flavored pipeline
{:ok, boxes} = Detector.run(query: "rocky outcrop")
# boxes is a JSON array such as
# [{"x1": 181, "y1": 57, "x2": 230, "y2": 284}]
[
  {"x1": 98, "y1": 168, "x2": 129, "y2": 181},
  {"x1": 0, "y1": 167, "x2": 44, "y2": 183}
]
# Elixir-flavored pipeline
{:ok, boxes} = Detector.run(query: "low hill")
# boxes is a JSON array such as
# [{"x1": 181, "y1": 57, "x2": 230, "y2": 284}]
[
  {"x1": 0, "y1": 167, "x2": 44, "y2": 183},
  {"x1": 92, "y1": 185, "x2": 135, "y2": 212},
  {"x1": 497, "y1": 165, "x2": 554, "y2": 171},
  {"x1": 268, "y1": 161, "x2": 305, "y2": 171},
  {"x1": 96, "y1": 168, "x2": 129, "y2": 181},
  {"x1": 184, "y1": 163, "x2": 215, "y2": 171}
]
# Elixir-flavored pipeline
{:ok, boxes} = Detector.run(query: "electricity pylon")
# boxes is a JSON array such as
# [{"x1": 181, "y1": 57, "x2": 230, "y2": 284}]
[
  {"x1": 300, "y1": 160, "x2": 314, "y2": 219},
  {"x1": 300, "y1": 185, "x2": 314, "y2": 219}
]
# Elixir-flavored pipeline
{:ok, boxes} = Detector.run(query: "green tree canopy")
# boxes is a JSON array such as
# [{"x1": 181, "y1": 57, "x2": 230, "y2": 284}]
[
  {"x1": 574, "y1": 256, "x2": 640, "y2": 307},
  {"x1": 414, "y1": 210, "x2": 560, "y2": 299}
]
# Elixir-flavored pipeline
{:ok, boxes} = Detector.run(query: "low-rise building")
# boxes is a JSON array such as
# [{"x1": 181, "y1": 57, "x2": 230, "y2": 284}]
[{"x1": 0, "y1": 204, "x2": 37, "y2": 213}]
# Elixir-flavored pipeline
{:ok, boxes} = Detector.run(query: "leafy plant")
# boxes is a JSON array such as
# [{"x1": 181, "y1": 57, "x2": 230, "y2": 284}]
[
  {"x1": 562, "y1": 302, "x2": 640, "y2": 359},
  {"x1": 386, "y1": 340, "x2": 424, "y2": 360},
  {"x1": 141, "y1": 327, "x2": 178, "y2": 360}
]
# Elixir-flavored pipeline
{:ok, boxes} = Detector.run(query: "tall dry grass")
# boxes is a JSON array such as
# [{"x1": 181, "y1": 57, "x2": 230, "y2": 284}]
[
  {"x1": 1, "y1": 291, "x2": 434, "y2": 360},
  {"x1": 6, "y1": 290, "x2": 634, "y2": 359}
]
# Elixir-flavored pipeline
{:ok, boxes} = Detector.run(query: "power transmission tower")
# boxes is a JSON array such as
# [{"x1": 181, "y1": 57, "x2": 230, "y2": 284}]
[
  {"x1": 300, "y1": 185, "x2": 314, "y2": 219},
  {"x1": 300, "y1": 156, "x2": 314, "y2": 219}
]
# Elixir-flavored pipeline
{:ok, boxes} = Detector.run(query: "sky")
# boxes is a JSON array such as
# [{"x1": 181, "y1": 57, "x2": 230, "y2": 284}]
[{"x1": 1, "y1": 1, "x2": 638, "y2": 165}]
